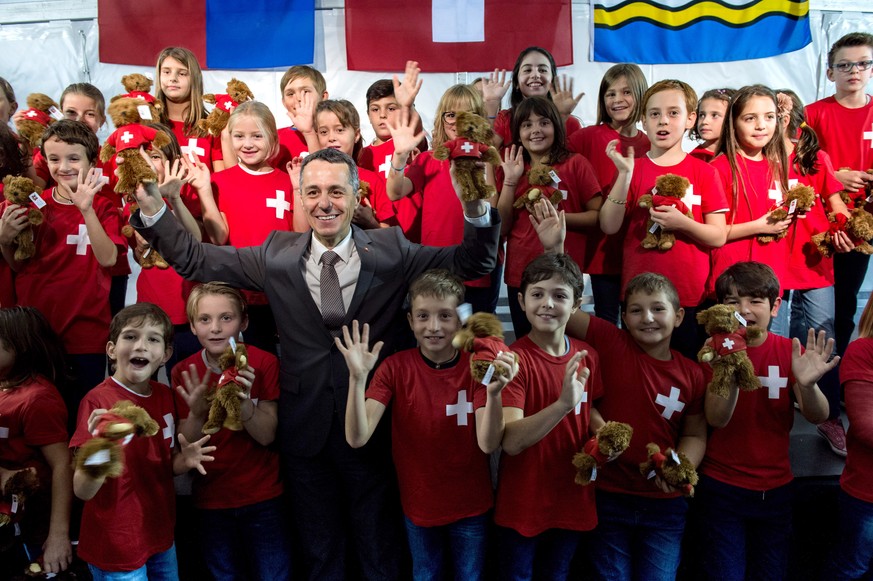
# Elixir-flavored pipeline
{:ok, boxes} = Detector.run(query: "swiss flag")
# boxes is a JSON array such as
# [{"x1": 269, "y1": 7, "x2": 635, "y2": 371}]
[{"x1": 345, "y1": 0, "x2": 573, "y2": 72}]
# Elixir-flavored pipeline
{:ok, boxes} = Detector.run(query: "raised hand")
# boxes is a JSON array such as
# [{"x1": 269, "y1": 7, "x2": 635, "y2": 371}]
[
  {"x1": 286, "y1": 157, "x2": 303, "y2": 192},
  {"x1": 550, "y1": 75, "x2": 584, "y2": 117},
  {"x1": 288, "y1": 90, "x2": 317, "y2": 134},
  {"x1": 792, "y1": 328, "x2": 839, "y2": 388},
  {"x1": 482, "y1": 69, "x2": 511, "y2": 105},
  {"x1": 529, "y1": 198, "x2": 566, "y2": 252},
  {"x1": 159, "y1": 158, "x2": 187, "y2": 200},
  {"x1": 64, "y1": 168, "x2": 107, "y2": 214},
  {"x1": 387, "y1": 107, "x2": 426, "y2": 155},
  {"x1": 177, "y1": 364, "x2": 213, "y2": 419},
  {"x1": 335, "y1": 321, "x2": 384, "y2": 380},
  {"x1": 393, "y1": 60, "x2": 423, "y2": 108},
  {"x1": 181, "y1": 154, "x2": 211, "y2": 192},
  {"x1": 558, "y1": 351, "x2": 590, "y2": 413},
  {"x1": 177, "y1": 433, "x2": 216, "y2": 476},
  {"x1": 606, "y1": 139, "x2": 634, "y2": 174},
  {"x1": 485, "y1": 351, "x2": 519, "y2": 396},
  {"x1": 501, "y1": 144, "x2": 525, "y2": 185}
]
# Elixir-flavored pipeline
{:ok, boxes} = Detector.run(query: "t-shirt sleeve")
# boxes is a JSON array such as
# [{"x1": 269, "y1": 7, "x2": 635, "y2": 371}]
[
  {"x1": 365, "y1": 357, "x2": 396, "y2": 406},
  {"x1": 841, "y1": 339, "x2": 873, "y2": 384},
  {"x1": 70, "y1": 393, "x2": 99, "y2": 448},
  {"x1": 494, "y1": 109, "x2": 512, "y2": 145},
  {"x1": 404, "y1": 153, "x2": 428, "y2": 194},
  {"x1": 501, "y1": 359, "x2": 528, "y2": 410},
  {"x1": 699, "y1": 162, "x2": 729, "y2": 214},
  {"x1": 22, "y1": 385, "x2": 69, "y2": 447},
  {"x1": 586, "y1": 349, "x2": 604, "y2": 402},
  {"x1": 95, "y1": 197, "x2": 126, "y2": 249},
  {"x1": 211, "y1": 134, "x2": 224, "y2": 162},
  {"x1": 684, "y1": 363, "x2": 706, "y2": 416},
  {"x1": 254, "y1": 352, "x2": 280, "y2": 402}
]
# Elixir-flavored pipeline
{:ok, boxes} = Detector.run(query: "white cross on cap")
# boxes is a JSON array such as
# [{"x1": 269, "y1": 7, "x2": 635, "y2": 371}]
[
  {"x1": 378, "y1": 154, "x2": 392, "y2": 179},
  {"x1": 460, "y1": 141, "x2": 475, "y2": 154},
  {"x1": 758, "y1": 365, "x2": 788, "y2": 400},
  {"x1": 266, "y1": 190, "x2": 291, "y2": 219},
  {"x1": 162, "y1": 413, "x2": 175, "y2": 448},
  {"x1": 66, "y1": 224, "x2": 91, "y2": 255},
  {"x1": 26, "y1": 110, "x2": 38, "y2": 118},
  {"x1": 446, "y1": 390, "x2": 473, "y2": 426},
  {"x1": 722, "y1": 337, "x2": 735, "y2": 350},
  {"x1": 655, "y1": 386, "x2": 686, "y2": 420},
  {"x1": 120, "y1": 130, "x2": 135, "y2": 144}
]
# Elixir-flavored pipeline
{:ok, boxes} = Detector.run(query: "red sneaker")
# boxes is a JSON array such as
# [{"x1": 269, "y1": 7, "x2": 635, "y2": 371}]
[{"x1": 816, "y1": 418, "x2": 847, "y2": 457}]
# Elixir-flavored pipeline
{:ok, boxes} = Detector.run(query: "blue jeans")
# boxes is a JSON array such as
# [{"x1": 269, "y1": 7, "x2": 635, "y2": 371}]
[
  {"x1": 198, "y1": 496, "x2": 291, "y2": 581},
  {"x1": 497, "y1": 525, "x2": 582, "y2": 581},
  {"x1": 829, "y1": 489, "x2": 873, "y2": 580},
  {"x1": 88, "y1": 544, "x2": 178, "y2": 581},
  {"x1": 589, "y1": 491, "x2": 688, "y2": 581},
  {"x1": 696, "y1": 475, "x2": 792, "y2": 581},
  {"x1": 404, "y1": 513, "x2": 487, "y2": 581}
]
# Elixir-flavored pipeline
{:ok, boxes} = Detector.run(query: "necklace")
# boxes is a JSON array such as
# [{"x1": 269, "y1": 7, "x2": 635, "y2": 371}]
[{"x1": 52, "y1": 187, "x2": 72, "y2": 204}]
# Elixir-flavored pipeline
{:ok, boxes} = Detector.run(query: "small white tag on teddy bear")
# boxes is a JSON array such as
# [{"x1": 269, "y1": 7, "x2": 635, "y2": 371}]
[
  {"x1": 734, "y1": 311, "x2": 748, "y2": 327},
  {"x1": 29, "y1": 192, "x2": 46, "y2": 209},
  {"x1": 10, "y1": 494, "x2": 19, "y2": 514},
  {"x1": 549, "y1": 170, "x2": 561, "y2": 185},
  {"x1": 481, "y1": 364, "x2": 496, "y2": 386},
  {"x1": 670, "y1": 449, "x2": 680, "y2": 464},
  {"x1": 649, "y1": 222, "x2": 661, "y2": 234},
  {"x1": 229, "y1": 337, "x2": 238, "y2": 351},
  {"x1": 646, "y1": 469, "x2": 656, "y2": 480},
  {"x1": 456, "y1": 303, "x2": 472, "y2": 325},
  {"x1": 84, "y1": 449, "x2": 112, "y2": 466},
  {"x1": 13, "y1": 522, "x2": 20, "y2": 537},
  {"x1": 788, "y1": 199, "x2": 797, "y2": 215},
  {"x1": 590, "y1": 466, "x2": 597, "y2": 481},
  {"x1": 137, "y1": 104, "x2": 153, "y2": 121},
  {"x1": 48, "y1": 106, "x2": 63, "y2": 121},
  {"x1": 121, "y1": 434, "x2": 134, "y2": 446},
  {"x1": 560, "y1": 189, "x2": 568, "y2": 200}
]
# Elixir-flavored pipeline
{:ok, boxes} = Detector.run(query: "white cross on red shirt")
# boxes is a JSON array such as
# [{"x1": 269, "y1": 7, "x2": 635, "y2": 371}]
[
  {"x1": 574, "y1": 388, "x2": 588, "y2": 415},
  {"x1": 758, "y1": 365, "x2": 788, "y2": 400},
  {"x1": 682, "y1": 184, "x2": 701, "y2": 213},
  {"x1": 162, "y1": 413, "x2": 175, "y2": 448},
  {"x1": 181, "y1": 138, "x2": 206, "y2": 158},
  {"x1": 864, "y1": 123, "x2": 873, "y2": 148},
  {"x1": 378, "y1": 155, "x2": 392, "y2": 179},
  {"x1": 446, "y1": 390, "x2": 473, "y2": 426},
  {"x1": 66, "y1": 224, "x2": 91, "y2": 255},
  {"x1": 266, "y1": 190, "x2": 291, "y2": 219},
  {"x1": 655, "y1": 386, "x2": 685, "y2": 420}
]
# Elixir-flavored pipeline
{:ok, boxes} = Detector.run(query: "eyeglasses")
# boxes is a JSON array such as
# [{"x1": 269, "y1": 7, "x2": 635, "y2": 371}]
[
  {"x1": 832, "y1": 60, "x2": 873, "y2": 73},
  {"x1": 442, "y1": 111, "x2": 458, "y2": 122}
]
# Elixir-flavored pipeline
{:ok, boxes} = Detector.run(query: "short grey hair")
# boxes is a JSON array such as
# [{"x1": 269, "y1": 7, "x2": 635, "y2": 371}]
[{"x1": 299, "y1": 148, "x2": 360, "y2": 195}]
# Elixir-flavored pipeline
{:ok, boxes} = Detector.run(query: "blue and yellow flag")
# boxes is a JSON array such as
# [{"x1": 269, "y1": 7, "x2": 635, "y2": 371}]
[{"x1": 590, "y1": 0, "x2": 811, "y2": 64}]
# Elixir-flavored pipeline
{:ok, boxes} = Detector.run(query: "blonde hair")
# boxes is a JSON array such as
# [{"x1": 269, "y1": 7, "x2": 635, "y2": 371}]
[
  {"x1": 279, "y1": 65, "x2": 327, "y2": 96},
  {"x1": 227, "y1": 101, "x2": 279, "y2": 163},
  {"x1": 155, "y1": 46, "x2": 207, "y2": 137},
  {"x1": 185, "y1": 282, "x2": 248, "y2": 323},
  {"x1": 432, "y1": 84, "x2": 485, "y2": 146},
  {"x1": 858, "y1": 294, "x2": 873, "y2": 339}
]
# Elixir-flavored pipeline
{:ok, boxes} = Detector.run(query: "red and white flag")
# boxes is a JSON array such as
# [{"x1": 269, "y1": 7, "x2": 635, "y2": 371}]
[{"x1": 345, "y1": 0, "x2": 573, "y2": 72}]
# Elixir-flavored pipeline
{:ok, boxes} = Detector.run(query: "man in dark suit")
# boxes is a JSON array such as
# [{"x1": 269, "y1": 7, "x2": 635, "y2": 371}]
[{"x1": 133, "y1": 147, "x2": 500, "y2": 579}]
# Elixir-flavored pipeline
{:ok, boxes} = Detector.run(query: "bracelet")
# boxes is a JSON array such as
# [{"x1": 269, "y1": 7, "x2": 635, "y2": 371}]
[
  {"x1": 487, "y1": 115, "x2": 497, "y2": 120},
  {"x1": 391, "y1": 164, "x2": 406, "y2": 173},
  {"x1": 241, "y1": 402, "x2": 255, "y2": 422},
  {"x1": 503, "y1": 181, "x2": 517, "y2": 188},
  {"x1": 606, "y1": 195, "x2": 627, "y2": 206}
]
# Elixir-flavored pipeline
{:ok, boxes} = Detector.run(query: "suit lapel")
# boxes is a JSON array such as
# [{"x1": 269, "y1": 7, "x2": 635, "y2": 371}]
[
  {"x1": 283, "y1": 231, "x2": 331, "y2": 335},
  {"x1": 346, "y1": 227, "x2": 374, "y2": 320}
]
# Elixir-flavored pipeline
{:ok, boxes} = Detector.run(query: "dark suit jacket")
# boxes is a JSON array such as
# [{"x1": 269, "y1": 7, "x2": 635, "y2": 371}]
[{"x1": 134, "y1": 210, "x2": 501, "y2": 457}]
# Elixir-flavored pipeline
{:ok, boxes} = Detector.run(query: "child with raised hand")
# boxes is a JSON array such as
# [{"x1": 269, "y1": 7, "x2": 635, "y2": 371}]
[
  {"x1": 483, "y1": 46, "x2": 584, "y2": 150},
  {"x1": 697, "y1": 262, "x2": 833, "y2": 580},
  {"x1": 601, "y1": 79, "x2": 728, "y2": 358},
  {"x1": 829, "y1": 293, "x2": 873, "y2": 579},
  {"x1": 386, "y1": 84, "x2": 502, "y2": 312},
  {"x1": 70, "y1": 303, "x2": 215, "y2": 580},
  {"x1": 0, "y1": 122, "x2": 33, "y2": 308},
  {"x1": 498, "y1": 96, "x2": 601, "y2": 338},
  {"x1": 0, "y1": 307, "x2": 72, "y2": 576},
  {"x1": 337, "y1": 270, "x2": 517, "y2": 581},
  {"x1": 475, "y1": 252, "x2": 602, "y2": 580},
  {"x1": 567, "y1": 63, "x2": 650, "y2": 326},
  {"x1": 155, "y1": 46, "x2": 224, "y2": 172},
  {"x1": 558, "y1": 266, "x2": 706, "y2": 580},
  {"x1": 273, "y1": 65, "x2": 328, "y2": 169},
  {"x1": 314, "y1": 99, "x2": 397, "y2": 232},
  {"x1": 709, "y1": 85, "x2": 792, "y2": 291},
  {"x1": 173, "y1": 282, "x2": 289, "y2": 581},
  {"x1": 690, "y1": 88, "x2": 734, "y2": 162},
  {"x1": 0, "y1": 120, "x2": 125, "y2": 429}
]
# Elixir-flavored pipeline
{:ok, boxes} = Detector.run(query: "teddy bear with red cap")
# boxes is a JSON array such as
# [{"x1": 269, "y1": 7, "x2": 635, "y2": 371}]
[
  {"x1": 14, "y1": 93, "x2": 59, "y2": 149},
  {"x1": 572, "y1": 421, "x2": 633, "y2": 485},
  {"x1": 197, "y1": 78, "x2": 255, "y2": 137},
  {"x1": 75, "y1": 400, "x2": 159, "y2": 480},
  {"x1": 100, "y1": 97, "x2": 171, "y2": 194},
  {"x1": 110, "y1": 73, "x2": 163, "y2": 121},
  {"x1": 638, "y1": 173, "x2": 693, "y2": 251},
  {"x1": 452, "y1": 312, "x2": 518, "y2": 384},
  {"x1": 513, "y1": 165, "x2": 564, "y2": 212},
  {"x1": 639, "y1": 443, "x2": 698, "y2": 497},
  {"x1": 433, "y1": 111, "x2": 501, "y2": 202},
  {"x1": 696, "y1": 304, "x2": 764, "y2": 399},
  {"x1": 202, "y1": 340, "x2": 249, "y2": 434}
]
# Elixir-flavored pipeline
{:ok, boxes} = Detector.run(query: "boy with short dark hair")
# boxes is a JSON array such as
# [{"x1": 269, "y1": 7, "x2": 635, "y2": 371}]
[
  {"x1": 478, "y1": 252, "x2": 603, "y2": 580},
  {"x1": 337, "y1": 269, "x2": 516, "y2": 580},
  {"x1": 71, "y1": 303, "x2": 214, "y2": 580},
  {"x1": 698, "y1": 261, "x2": 835, "y2": 580}
]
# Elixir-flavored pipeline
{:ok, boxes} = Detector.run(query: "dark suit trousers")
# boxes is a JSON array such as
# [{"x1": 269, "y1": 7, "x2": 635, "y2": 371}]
[{"x1": 285, "y1": 411, "x2": 404, "y2": 580}]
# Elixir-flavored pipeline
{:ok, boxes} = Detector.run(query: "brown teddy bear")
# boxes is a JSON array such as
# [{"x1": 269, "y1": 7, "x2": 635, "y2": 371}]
[
  {"x1": 0, "y1": 465, "x2": 39, "y2": 527},
  {"x1": 15, "y1": 93, "x2": 59, "y2": 149},
  {"x1": 757, "y1": 183, "x2": 817, "y2": 243},
  {"x1": 812, "y1": 208, "x2": 873, "y2": 257},
  {"x1": 433, "y1": 111, "x2": 500, "y2": 201},
  {"x1": 572, "y1": 421, "x2": 633, "y2": 486},
  {"x1": 638, "y1": 173, "x2": 693, "y2": 251},
  {"x1": 110, "y1": 73, "x2": 163, "y2": 121},
  {"x1": 452, "y1": 312, "x2": 518, "y2": 384},
  {"x1": 100, "y1": 97, "x2": 171, "y2": 194},
  {"x1": 196, "y1": 78, "x2": 255, "y2": 137},
  {"x1": 696, "y1": 304, "x2": 764, "y2": 399},
  {"x1": 203, "y1": 341, "x2": 249, "y2": 434},
  {"x1": 639, "y1": 443, "x2": 698, "y2": 497},
  {"x1": 75, "y1": 400, "x2": 160, "y2": 480},
  {"x1": 2, "y1": 175, "x2": 44, "y2": 261},
  {"x1": 513, "y1": 165, "x2": 564, "y2": 212}
]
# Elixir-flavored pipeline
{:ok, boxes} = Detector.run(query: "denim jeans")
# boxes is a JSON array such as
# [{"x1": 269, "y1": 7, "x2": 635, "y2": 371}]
[
  {"x1": 88, "y1": 544, "x2": 179, "y2": 581},
  {"x1": 497, "y1": 525, "x2": 582, "y2": 581},
  {"x1": 404, "y1": 513, "x2": 487, "y2": 581},
  {"x1": 198, "y1": 496, "x2": 291, "y2": 581},
  {"x1": 590, "y1": 274, "x2": 622, "y2": 327},
  {"x1": 696, "y1": 475, "x2": 792, "y2": 581},
  {"x1": 829, "y1": 489, "x2": 873, "y2": 580},
  {"x1": 589, "y1": 491, "x2": 688, "y2": 581}
]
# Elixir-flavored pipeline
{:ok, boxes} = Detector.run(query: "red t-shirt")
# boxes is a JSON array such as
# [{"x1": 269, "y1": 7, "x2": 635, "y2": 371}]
[
  {"x1": 494, "y1": 108, "x2": 582, "y2": 150},
  {"x1": 358, "y1": 166, "x2": 396, "y2": 225},
  {"x1": 70, "y1": 378, "x2": 182, "y2": 572},
  {"x1": 504, "y1": 154, "x2": 600, "y2": 287},
  {"x1": 621, "y1": 154, "x2": 728, "y2": 306},
  {"x1": 805, "y1": 95, "x2": 873, "y2": 172},
  {"x1": 359, "y1": 140, "x2": 423, "y2": 241},
  {"x1": 702, "y1": 333, "x2": 797, "y2": 490},
  {"x1": 840, "y1": 337, "x2": 873, "y2": 503},
  {"x1": 273, "y1": 126, "x2": 309, "y2": 171},
  {"x1": 0, "y1": 376, "x2": 68, "y2": 485},
  {"x1": 710, "y1": 154, "x2": 787, "y2": 292},
  {"x1": 567, "y1": 124, "x2": 650, "y2": 275},
  {"x1": 172, "y1": 347, "x2": 283, "y2": 510},
  {"x1": 169, "y1": 120, "x2": 222, "y2": 168},
  {"x1": 689, "y1": 147, "x2": 716, "y2": 163},
  {"x1": 212, "y1": 165, "x2": 294, "y2": 306},
  {"x1": 584, "y1": 316, "x2": 705, "y2": 498},
  {"x1": 0, "y1": 254, "x2": 14, "y2": 307},
  {"x1": 366, "y1": 349, "x2": 493, "y2": 526},
  {"x1": 8, "y1": 190, "x2": 125, "y2": 354},
  {"x1": 488, "y1": 335, "x2": 602, "y2": 536}
]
